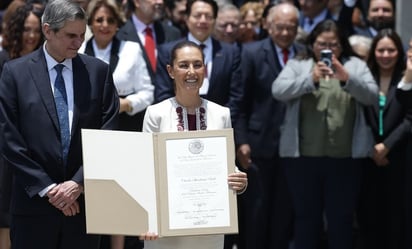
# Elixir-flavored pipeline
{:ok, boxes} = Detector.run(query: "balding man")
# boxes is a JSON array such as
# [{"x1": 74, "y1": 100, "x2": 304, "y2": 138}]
[
  {"x1": 213, "y1": 3, "x2": 241, "y2": 44},
  {"x1": 234, "y1": 3, "x2": 304, "y2": 249}
]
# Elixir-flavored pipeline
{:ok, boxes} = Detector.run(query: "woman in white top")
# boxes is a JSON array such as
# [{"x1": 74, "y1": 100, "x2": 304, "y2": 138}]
[
  {"x1": 141, "y1": 41, "x2": 247, "y2": 249},
  {"x1": 79, "y1": 0, "x2": 153, "y2": 132}
]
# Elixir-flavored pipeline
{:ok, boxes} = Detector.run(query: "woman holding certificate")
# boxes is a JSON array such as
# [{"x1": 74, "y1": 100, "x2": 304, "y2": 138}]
[{"x1": 140, "y1": 40, "x2": 247, "y2": 249}]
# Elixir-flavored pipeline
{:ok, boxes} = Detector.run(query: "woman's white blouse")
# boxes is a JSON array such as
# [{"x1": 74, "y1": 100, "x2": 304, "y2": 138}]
[{"x1": 79, "y1": 40, "x2": 154, "y2": 115}]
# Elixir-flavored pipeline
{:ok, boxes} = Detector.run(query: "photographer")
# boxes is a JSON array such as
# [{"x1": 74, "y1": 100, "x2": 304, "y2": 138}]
[{"x1": 271, "y1": 19, "x2": 378, "y2": 249}]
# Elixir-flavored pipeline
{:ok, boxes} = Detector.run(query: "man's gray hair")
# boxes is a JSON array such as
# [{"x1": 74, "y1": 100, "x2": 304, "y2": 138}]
[{"x1": 41, "y1": 0, "x2": 87, "y2": 31}]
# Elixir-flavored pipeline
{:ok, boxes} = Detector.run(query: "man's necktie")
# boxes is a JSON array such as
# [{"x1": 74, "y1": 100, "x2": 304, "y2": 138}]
[
  {"x1": 199, "y1": 44, "x2": 208, "y2": 78},
  {"x1": 54, "y1": 64, "x2": 70, "y2": 166},
  {"x1": 282, "y1": 48, "x2": 289, "y2": 65},
  {"x1": 144, "y1": 26, "x2": 156, "y2": 72}
]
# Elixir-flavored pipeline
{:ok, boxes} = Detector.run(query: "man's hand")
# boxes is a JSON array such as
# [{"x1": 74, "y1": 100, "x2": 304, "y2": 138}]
[
  {"x1": 404, "y1": 48, "x2": 412, "y2": 82},
  {"x1": 62, "y1": 200, "x2": 80, "y2": 216},
  {"x1": 236, "y1": 144, "x2": 252, "y2": 170},
  {"x1": 47, "y1": 180, "x2": 83, "y2": 211}
]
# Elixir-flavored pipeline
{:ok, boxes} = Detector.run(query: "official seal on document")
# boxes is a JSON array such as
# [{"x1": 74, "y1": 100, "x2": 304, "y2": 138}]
[{"x1": 188, "y1": 139, "x2": 204, "y2": 154}]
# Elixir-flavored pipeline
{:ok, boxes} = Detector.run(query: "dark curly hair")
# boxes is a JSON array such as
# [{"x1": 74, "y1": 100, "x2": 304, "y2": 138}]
[{"x1": 3, "y1": 4, "x2": 43, "y2": 59}]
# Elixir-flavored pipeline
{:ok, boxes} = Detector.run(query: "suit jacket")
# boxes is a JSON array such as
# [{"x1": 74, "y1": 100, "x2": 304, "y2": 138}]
[
  {"x1": 234, "y1": 38, "x2": 303, "y2": 159},
  {"x1": 0, "y1": 48, "x2": 119, "y2": 215},
  {"x1": 80, "y1": 37, "x2": 154, "y2": 115},
  {"x1": 154, "y1": 38, "x2": 242, "y2": 123},
  {"x1": 397, "y1": 88, "x2": 412, "y2": 109},
  {"x1": 0, "y1": 50, "x2": 11, "y2": 215},
  {"x1": 0, "y1": 50, "x2": 9, "y2": 76},
  {"x1": 272, "y1": 56, "x2": 378, "y2": 158},
  {"x1": 365, "y1": 75, "x2": 412, "y2": 150},
  {"x1": 116, "y1": 18, "x2": 181, "y2": 80}
]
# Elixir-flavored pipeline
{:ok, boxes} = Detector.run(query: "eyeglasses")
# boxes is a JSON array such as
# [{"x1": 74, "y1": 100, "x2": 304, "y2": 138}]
[
  {"x1": 94, "y1": 17, "x2": 117, "y2": 25},
  {"x1": 273, "y1": 24, "x2": 297, "y2": 33},
  {"x1": 314, "y1": 41, "x2": 341, "y2": 49},
  {"x1": 190, "y1": 13, "x2": 214, "y2": 21},
  {"x1": 217, "y1": 22, "x2": 239, "y2": 30},
  {"x1": 240, "y1": 20, "x2": 258, "y2": 28}
]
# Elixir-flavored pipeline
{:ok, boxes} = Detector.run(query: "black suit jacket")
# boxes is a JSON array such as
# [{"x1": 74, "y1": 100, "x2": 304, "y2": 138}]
[
  {"x1": 365, "y1": 76, "x2": 412, "y2": 149},
  {"x1": 397, "y1": 88, "x2": 412, "y2": 110},
  {"x1": 154, "y1": 37, "x2": 242, "y2": 123},
  {"x1": 234, "y1": 38, "x2": 303, "y2": 159},
  {"x1": 116, "y1": 18, "x2": 181, "y2": 80},
  {"x1": 0, "y1": 48, "x2": 119, "y2": 215}
]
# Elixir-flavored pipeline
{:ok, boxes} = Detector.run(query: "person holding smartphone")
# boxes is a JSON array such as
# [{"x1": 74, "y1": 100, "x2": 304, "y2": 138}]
[{"x1": 271, "y1": 19, "x2": 378, "y2": 249}]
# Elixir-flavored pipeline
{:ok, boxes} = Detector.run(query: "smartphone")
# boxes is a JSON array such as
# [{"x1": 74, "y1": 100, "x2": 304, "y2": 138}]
[{"x1": 320, "y1": 49, "x2": 332, "y2": 68}]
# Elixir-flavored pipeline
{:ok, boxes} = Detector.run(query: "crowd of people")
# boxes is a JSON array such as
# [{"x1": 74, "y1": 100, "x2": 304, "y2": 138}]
[{"x1": 0, "y1": 0, "x2": 412, "y2": 249}]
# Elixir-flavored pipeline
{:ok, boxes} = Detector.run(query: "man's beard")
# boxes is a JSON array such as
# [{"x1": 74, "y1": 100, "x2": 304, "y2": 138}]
[
  {"x1": 368, "y1": 18, "x2": 395, "y2": 31},
  {"x1": 153, "y1": 6, "x2": 165, "y2": 21}
]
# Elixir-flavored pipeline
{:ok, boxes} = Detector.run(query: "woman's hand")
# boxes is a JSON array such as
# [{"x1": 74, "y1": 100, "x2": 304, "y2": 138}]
[
  {"x1": 404, "y1": 49, "x2": 412, "y2": 82},
  {"x1": 139, "y1": 232, "x2": 158, "y2": 241},
  {"x1": 119, "y1": 98, "x2": 132, "y2": 113},
  {"x1": 313, "y1": 55, "x2": 348, "y2": 83},
  {"x1": 372, "y1": 143, "x2": 390, "y2": 167},
  {"x1": 331, "y1": 56, "x2": 349, "y2": 82},
  {"x1": 228, "y1": 171, "x2": 247, "y2": 193},
  {"x1": 313, "y1": 60, "x2": 334, "y2": 83}
]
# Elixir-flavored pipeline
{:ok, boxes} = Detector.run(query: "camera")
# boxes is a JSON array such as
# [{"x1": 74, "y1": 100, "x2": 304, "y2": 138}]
[{"x1": 320, "y1": 49, "x2": 332, "y2": 68}]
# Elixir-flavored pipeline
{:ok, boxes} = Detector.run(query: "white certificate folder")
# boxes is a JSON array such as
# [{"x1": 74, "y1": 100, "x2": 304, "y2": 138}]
[{"x1": 81, "y1": 128, "x2": 238, "y2": 237}]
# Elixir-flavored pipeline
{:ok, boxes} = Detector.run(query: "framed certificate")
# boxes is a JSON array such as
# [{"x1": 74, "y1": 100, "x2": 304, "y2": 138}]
[{"x1": 82, "y1": 129, "x2": 238, "y2": 237}]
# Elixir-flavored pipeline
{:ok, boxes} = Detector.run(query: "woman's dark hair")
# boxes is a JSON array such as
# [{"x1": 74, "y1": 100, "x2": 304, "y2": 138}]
[
  {"x1": 3, "y1": 4, "x2": 43, "y2": 59},
  {"x1": 298, "y1": 19, "x2": 356, "y2": 61},
  {"x1": 169, "y1": 40, "x2": 205, "y2": 65},
  {"x1": 367, "y1": 28, "x2": 405, "y2": 83}
]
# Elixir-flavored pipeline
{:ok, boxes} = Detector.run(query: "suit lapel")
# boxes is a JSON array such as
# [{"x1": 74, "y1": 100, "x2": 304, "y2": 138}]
[
  {"x1": 118, "y1": 18, "x2": 156, "y2": 80},
  {"x1": 109, "y1": 37, "x2": 120, "y2": 74},
  {"x1": 264, "y1": 39, "x2": 281, "y2": 76},
  {"x1": 30, "y1": 49, "x2": 60, "y2": 131},
  {"x1": 209, "y1": 39, "x2": 224, "y2": 91},
  {"x1": 384, "y1": 84, "x2": 396, "y2": 113},
  {"x1": 84, "y1": 39, "x2": 95, "y2": 57},
  {"x1": 117, "y1": 19, "x2": 140, "y2": 43},
  {"x1": 154, "y1": 21, "x2": 165, "y2": 44},
  {"x1": 71, "y1": 55, "x2": 89, "y2": 135}
]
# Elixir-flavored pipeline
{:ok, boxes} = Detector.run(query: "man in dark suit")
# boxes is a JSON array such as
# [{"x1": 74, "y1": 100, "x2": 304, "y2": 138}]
[
  {"x1": 116, "y1": 0, "x2": 181, "y2": 80},
  {"x1": 0, "y1": 1, "x2": 119, "y2": 248},
  {"x1": 115, "y1": 0, "x2": 180, "y2": 134},
  {"x1": 234, "y1": 3, "x2": 302, "y2": 249},
  {"x1": 339, "y1": 0, "x2": 395, "y2": 38},
  {"x1": 154, "y1": 0, "x2": 242, "y2": 124},
  {"x1": 298, "y1": 0, "x2": 332, "y2": 34}
]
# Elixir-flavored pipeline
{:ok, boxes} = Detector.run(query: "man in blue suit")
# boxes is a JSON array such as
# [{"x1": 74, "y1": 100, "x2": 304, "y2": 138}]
[
  {"x1": 234, "y1": 3, "x2": 303, "y2": 249},
  {"x1": 154, "y1": 0, "x2": 242, "y2": 124},
  {"x1": 298, "y1": 0, "x2": 332, "y2": 33},
  {"x1": 0, "y1": 1, "x2": 119, "y2": 248}
]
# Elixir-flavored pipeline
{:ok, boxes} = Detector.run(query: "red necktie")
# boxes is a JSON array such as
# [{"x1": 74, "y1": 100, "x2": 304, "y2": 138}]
[
  {"x1": 144, "y1": 27, "x2": 156, "y2": 72},
  {"x1": 282, "y1": 49, "x2": 289, "y2": 65}
]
